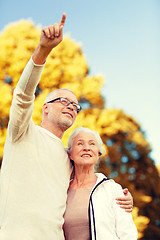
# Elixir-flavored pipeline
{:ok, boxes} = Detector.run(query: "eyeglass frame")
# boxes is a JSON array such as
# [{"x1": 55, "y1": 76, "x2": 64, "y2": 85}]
[{"x1": 47, "y1": 97, "x2": 81, "y2": 113}]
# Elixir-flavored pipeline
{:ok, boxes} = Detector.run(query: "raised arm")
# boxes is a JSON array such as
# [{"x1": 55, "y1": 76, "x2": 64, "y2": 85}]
[
  {"x1": 32, "y1": 13, "x2": 66, "y2": 64},
  {"x1": 8, "y1": 14, "x2": 67, "y2": 142}
]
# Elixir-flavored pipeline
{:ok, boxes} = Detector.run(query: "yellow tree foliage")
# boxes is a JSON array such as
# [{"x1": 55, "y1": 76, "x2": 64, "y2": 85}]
[
  {"x1": 156, "y1": 165, "x2": 160, "y2": 176},
  {"x1": 0, "y1": 82, "x2": 13, "y2": 117},
  {"x1": 132, "y1": 207, "x2": 150, "y2": 239},
  {"x1": 0, "y1": 128, "x2": 7, "y2": 157},
  {"x1": 0, "y1": 20, "x2": 40, "y2": 87}
]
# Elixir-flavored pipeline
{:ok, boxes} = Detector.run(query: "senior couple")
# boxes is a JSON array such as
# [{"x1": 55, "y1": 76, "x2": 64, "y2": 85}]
[{"x1": 0, "y1": 13, "x2": 137, "y2": 239}]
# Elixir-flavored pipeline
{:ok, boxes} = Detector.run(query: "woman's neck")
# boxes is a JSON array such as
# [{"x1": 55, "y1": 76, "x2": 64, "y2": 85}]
[{"x1": 70, "y1": 166, "x2": 97, "y2": 189}]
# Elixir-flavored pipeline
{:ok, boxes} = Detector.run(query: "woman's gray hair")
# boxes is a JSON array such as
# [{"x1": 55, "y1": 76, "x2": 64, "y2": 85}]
[{"x1": 67, "y1": 126, "x2": 104, "y2": 155}]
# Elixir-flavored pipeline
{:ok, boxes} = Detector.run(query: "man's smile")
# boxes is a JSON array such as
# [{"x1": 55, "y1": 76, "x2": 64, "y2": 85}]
[{"x1": 62, "y1": 111, "x2": 73, "y2": 118}]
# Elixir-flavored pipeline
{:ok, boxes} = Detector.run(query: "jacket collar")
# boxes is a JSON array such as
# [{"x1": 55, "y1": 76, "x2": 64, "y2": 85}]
[{"x1": 95, "y1": 173, "x2": 108, "y2": 185}]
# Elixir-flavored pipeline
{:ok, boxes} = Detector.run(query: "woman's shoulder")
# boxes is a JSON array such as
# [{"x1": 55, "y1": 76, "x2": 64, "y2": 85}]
[{"x1": 96, "y1": 173, "x2": 124, "y2": 196}]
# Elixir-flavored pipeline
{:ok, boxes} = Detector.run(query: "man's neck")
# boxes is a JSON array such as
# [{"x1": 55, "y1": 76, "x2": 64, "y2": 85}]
[{"x1": 40, "y1": 122, "x2": 64, "y2": 139}]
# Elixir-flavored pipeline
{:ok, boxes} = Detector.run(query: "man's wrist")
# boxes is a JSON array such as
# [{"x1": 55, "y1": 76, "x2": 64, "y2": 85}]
[{"x1": 32, "y1": 44, "x2": 53, "y2": 65}]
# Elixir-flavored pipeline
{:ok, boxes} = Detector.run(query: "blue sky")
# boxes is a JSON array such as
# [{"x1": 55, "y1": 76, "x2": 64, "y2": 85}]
[{"x1": 0, "y1": 0, "x2": 160, "y2": 164}]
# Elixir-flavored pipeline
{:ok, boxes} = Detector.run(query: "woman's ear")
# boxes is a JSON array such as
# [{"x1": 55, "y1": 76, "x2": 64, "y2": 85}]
[
  {"x1": 67, "y1": 151, "x2": 73, "y2": 161},
  {"x1": 98, "y1": 152, "x2": 102, "y2": 157}
]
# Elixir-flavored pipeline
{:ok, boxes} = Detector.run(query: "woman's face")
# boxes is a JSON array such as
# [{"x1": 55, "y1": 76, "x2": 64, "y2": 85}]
[{"x1": 69, "y1": 132, "x2": 100, "y2": 167}]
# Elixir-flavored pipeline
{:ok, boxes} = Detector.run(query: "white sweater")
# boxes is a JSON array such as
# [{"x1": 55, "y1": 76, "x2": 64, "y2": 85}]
[
  {"x1": 0, "y1": 58, "x2": 72, "y2": 240},
  {"x1": 89, "y1": 173, "x2": 138, "y2": 240}
]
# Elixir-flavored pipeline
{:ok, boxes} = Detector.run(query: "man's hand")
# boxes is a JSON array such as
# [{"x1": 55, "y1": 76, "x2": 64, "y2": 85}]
[
  {"x1": 32, "y1": 13, "x2": 66, "y2": 64},
  {"x1": 40, "y1": 13, "x2": 66, "y2": 49},
  {"x1": 116, "y1": 188, "x2": 133, "y2": 213}
]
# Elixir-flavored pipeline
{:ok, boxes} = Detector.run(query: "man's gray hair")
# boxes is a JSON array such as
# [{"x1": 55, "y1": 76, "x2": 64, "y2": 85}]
[
  {"x1": 67, "y1": 126, "x2": 104, "y2": 155},
  {"x1": 44, "y1": 88, "x2": 76, "y2": 103}
]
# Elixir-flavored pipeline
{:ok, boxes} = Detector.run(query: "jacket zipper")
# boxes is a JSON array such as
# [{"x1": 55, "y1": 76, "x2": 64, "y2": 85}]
[{"x1": 88, "y1": 178, "x2": 109, "y2": 240}]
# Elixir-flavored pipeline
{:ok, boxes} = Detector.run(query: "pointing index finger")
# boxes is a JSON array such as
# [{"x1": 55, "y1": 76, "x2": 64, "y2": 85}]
[{"x1": 59, "y1": 13, "x2": 66, "y2": 27}]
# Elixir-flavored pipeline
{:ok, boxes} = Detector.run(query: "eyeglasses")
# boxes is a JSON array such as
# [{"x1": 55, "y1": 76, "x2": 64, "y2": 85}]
[{"x1": 47, "y1": 97, "x2": 81, "y2": 113}]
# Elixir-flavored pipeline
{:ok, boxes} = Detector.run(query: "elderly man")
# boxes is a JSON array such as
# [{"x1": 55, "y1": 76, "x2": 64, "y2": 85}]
[{"x1": 0, "y1": 13, "x2": 133, "y2": 240}]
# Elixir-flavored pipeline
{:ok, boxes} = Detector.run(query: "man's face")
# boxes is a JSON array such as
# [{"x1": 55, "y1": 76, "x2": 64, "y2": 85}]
[{"x1": 46, "y1": 90, "x2": 78, "y2": 131}]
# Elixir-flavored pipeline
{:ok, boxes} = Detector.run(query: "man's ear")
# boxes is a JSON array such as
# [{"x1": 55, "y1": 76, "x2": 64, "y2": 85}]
[{"x1": 43, "y1": 103, "x2": 49, "y2": 114}]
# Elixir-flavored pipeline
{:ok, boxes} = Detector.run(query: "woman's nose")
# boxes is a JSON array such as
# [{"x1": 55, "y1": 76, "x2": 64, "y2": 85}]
[{"x1": 83, "y1": 144, "x2": 90, "y2": 151}]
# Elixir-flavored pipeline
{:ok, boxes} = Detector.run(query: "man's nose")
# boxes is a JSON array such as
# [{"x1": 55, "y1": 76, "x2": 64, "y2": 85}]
[{"x1": 67, "y1": 103, "x2": 74, "y2": 111}]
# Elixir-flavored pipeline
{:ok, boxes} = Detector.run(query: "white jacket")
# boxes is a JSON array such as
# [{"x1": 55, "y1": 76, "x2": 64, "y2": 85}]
[{"x1": 89, "y1": 173, "x2": 138, "y2": 240}]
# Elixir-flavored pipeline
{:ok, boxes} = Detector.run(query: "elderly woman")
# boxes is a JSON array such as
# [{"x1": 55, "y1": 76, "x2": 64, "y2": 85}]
[{"x1": 63, "y1": 127, "x2": 138, "y2": 240}]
